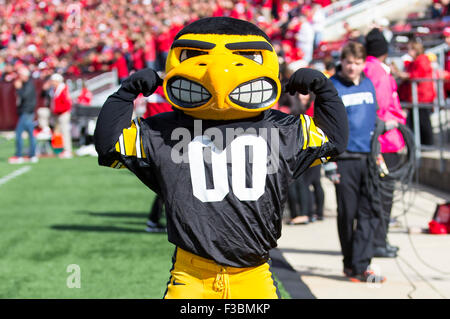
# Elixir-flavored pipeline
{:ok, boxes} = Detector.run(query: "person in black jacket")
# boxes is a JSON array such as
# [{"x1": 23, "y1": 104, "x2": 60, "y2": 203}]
[{"x1": 9, "y1": 67, "x2": 38, "y2": 164}]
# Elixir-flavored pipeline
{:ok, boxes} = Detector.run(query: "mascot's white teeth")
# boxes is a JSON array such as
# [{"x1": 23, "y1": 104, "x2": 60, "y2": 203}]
[
  {"x1": 229, "y1": 79, "x2": 274, "y2": 105},
  {"x1": 170, "y1": 78, "x2": 211, "y2": 103}
]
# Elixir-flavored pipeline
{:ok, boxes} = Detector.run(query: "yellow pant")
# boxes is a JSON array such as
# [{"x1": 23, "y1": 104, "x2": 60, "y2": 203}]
[{"x1": 163, "y1": 248, "x2": 280, "y2": 299}]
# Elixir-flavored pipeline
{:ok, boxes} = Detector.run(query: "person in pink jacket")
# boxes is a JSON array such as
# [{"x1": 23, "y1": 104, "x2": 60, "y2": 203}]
[{"x1": 364, "y1": 28, "x2": 406, "y2": 258}]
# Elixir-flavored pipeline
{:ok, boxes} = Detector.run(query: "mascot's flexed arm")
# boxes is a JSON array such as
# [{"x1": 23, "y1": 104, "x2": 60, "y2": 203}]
[
  {"x1": 94, "y1": 69, "x2": 162, "y2": 169},
  {"x1": 94, "y1": 67, "x2": 348, "y2": 172},
  {"x1": 286, "y1": 67, "x2": 349, "y2": 168},
  {"x1": 94, "y1": 17, "x2": 348, "y2": 299}
]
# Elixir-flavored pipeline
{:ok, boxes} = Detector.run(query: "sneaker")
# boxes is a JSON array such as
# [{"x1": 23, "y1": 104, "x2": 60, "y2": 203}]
[
  {"x1": 343, "y1": 267, "x2": 353, "y2": 277},
  {"x1": 347, "y1": 270, "x2": 386, "y2": 283},
  {"x1": 8, "y1": 156, "x2": 25, "y2": 164},
  {"x1": 145, "y1": 220, "x2": 166, "y2": 233},
  {"x1": 373, "y1": 246, "x2": 397, "y2": 258},
  {"x1": 29, "y1": 156, "x2": 39, "y2": 163},
  {"x1": 386, "y1": 243, "x2": 399, "y2": 253},
  {"x1": 389, "y1": 218, "x2": 402, "y2": 228},
  {"x1": 59, "y1": 151, "x2": 73, "y2": 159},
  {"x1": 288, "y1": 215, "x2": 310, "y2": 225},
  {"x1": 24, "y1": 156, "x2": 39, "y2": 163}
]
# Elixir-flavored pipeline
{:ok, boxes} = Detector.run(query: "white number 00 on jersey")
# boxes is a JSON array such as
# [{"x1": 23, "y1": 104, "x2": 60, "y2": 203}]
[{"x1": 188, "y1": 135, "x2": 267, "y2": 202}]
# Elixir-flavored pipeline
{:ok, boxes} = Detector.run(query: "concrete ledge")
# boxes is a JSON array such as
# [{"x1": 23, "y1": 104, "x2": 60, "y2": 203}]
[{"x1": 418, "y1": 151, "x2": 450, "y2": 193}]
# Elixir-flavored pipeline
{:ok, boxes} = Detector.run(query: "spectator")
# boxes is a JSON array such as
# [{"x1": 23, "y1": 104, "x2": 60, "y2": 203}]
[
  {"x1": 301, "y1": 164, "x2": 325, "y2": 222},
  {"x1": 296, "y1": 14, "x2": 315, "y2": 64},
  {"x1": 348, "y1": 29, "x2": 365, "y2": 45},
  {"x1": 285, "y1": 93, "x2": 316, "y2": 225},
  {"x1": 48, "y1": 73, "x2": 73, "y2": 158},
  {"x1": 327, "y1": 42, "x2": 385, "y2": 283},
  {"x1": 364, "y1": 28, "x2": 406, "y2": 258},
  {"x1": 111, "y1": 50, "x2": 129, "y2": 84},
  {"x1": 144, "y1": 33, "x2": 157, "y2": 70},
  {"x1": 395, "y1": 39, "x2": 436, "y2": 146},
  {"x1": 8, "y1": 67, "x2": 38, "y2": 164},
  {"x1": 431, "y1": 0, "x2": 450, "y2": 19},
  {"x1": 143, "y1": 81, "x2": 172, "y2": 233},
  {"x1": 442, "y1": 27, "x2": 450, "y2": 97},
  {"x1": 372, "y1": 18, "x2": 393, "y2": 44},
  {"x1": 76, "y1": 81, "x2": 93, "y2": 106},
  {"x1": 301, "y1": 94, "x2": 325, "y2": 222},
  {"x1": 311, "y1": 3, "x2": 325, "y2": 49},
  {"x1": 323, "y1": 57, "x2": 336, "y2": 78}
]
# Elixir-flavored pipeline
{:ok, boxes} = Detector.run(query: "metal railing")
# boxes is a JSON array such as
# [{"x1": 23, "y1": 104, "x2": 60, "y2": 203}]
[
  {"x1": 322, "y1": 0, "x2": 355, "y2": 17},
  {"x1": 67, "y1": 69, "x2": 118, "y2": 101},
  {"x1": 401, "y1": 78, "x2": 449, "y2": 173},
  {"x1": 426, "y1": 43, "x2": 448, "y2": 75},
  {"x1": 322, "y1": 0, "x2": 388, "y2": 27}
]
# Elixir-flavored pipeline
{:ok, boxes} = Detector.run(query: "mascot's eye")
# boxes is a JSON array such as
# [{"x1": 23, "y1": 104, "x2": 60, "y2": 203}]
[
  {"x1": 180, "y1": 49, "x2": 207, "y2": 62},
  {"x1": 233, "y1": 51, "x2": 263, "y2": 64}
]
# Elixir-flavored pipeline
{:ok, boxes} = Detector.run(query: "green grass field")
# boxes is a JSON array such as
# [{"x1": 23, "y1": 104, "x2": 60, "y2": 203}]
[{"x1": 0, "y1": 137, "x2": 290, "y2": 299}]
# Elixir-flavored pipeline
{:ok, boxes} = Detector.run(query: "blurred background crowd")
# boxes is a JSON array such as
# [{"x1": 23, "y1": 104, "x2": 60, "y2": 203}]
[
  {"x1": 0, "y1": 0, "x2": 337, "y2": 82},
  {"x1": 0, "y1": 0, "x2": 448, "y2": 95}
]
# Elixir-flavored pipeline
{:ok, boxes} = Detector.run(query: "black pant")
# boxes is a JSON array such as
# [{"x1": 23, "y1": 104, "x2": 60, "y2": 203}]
[
  {"x1": 373, "y1": 153, "x2": 399, "y2": 247},
  {"x1": 287, "y1": 175, "x2": 310, "y2": 219},
  {"x1": 148, "y1": 195, "x2": 164, "y2": 224},
  {"x1": 407, "y1": 108, "x2": 434, "y2": 146},
  {"x1": 335, "y1": 158, "x2": 380, "y2": 274},
  {"x1": 302, "y1": 165, "x2": 324, "y2": 218}
]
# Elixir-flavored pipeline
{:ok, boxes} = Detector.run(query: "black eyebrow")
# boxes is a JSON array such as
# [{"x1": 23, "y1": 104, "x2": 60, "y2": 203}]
[
  {"x1": 171, "y1": 39, "x2": 216, "y2": 50},
  {"x1": 225, "y1": 41, "x2": 273, "y2": 52}
]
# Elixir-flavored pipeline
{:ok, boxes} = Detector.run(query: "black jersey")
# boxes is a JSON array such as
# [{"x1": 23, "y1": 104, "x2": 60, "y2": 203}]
[{"x1": 94, "y1": 80, "x2": 348, "y2": 268}]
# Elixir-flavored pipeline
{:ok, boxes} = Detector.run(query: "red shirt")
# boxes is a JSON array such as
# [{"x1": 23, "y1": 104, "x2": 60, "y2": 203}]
[
  {"x1": 399, "y1": 54, "x2": 436, "y2": 103},
  {"x1": 314, "y1": 0, "x2": 332, "y2": 7},
  {"x1": 132, "y1": 49, "x2": 145, "y2": 70},
  {"x1": 445, "y1": 50, "x2": 450, "y2": 95},
  {"x1": 156, "y1": 32, "x2": 172, "y2": 53},
  {"x1": 52, "y1": 84, "x2": 72, "y2": 115},
  {"x1": 144, "y1": 86, "x2": 172, "y2": 117},
  {"x1": 77, "y1": 88, "x2": 93, "y2": 106},
  {"x1": 111, "y1": 55, "x2": 129, "y2": 79},
  {"x1": 145, "y1": 37, "x2": 156, "y2": 61}
]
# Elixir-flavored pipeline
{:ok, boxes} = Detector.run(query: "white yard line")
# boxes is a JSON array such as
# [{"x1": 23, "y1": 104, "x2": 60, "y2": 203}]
[{"x1": 0, "y1": 166, "x2": 31, "y2": 187}]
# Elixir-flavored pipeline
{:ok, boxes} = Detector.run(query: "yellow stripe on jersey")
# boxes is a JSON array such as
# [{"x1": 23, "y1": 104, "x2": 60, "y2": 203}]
[
  {"x1": 109, "y1": 159, "x2": 127, "y2": 169},
  {"x1": 300, "y1": 114, "x2": 331, "y2": 166},
  {"x1": 114, "y1": 119, "x2": 147, "y2": 159}
]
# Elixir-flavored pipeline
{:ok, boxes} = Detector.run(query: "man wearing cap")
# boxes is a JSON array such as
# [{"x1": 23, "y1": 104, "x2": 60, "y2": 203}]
[
  {"x1": 48, "y1": 73, "x2": 73, "y2": 158},
  {"x1": 364, "y1": 28, "x2": 406, "y2": 258}
]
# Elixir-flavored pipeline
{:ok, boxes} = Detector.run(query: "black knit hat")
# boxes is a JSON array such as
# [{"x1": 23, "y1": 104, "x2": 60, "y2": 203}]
[{"x1": 365, "y1": 28, "x2": 388, "y2": 57}]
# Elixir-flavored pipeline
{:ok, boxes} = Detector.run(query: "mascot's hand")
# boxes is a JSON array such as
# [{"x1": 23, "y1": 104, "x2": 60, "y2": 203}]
[
  {"x1": 285, "y1": 68, "x2": 328, "y2": 95},
  {"x1": 121, "y1": 68, "x2": 163, "y2": 97}
]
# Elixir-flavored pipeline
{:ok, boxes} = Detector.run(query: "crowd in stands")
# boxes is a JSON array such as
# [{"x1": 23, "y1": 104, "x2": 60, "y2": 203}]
[
  {"x1": 2, "y1": 0, "x2": 450, "y2": 158},
  {"x1": 0, "y1": 0, "x2": 338, "y2": 83}
]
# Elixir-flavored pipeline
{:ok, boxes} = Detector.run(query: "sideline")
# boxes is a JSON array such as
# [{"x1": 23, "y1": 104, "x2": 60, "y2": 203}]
[
  {"x1": 0, "y1": 166, "x2": 31, "y2": 187},
  {"x1": 270, "y1": 248, "x2": 316, "y2": 299}
]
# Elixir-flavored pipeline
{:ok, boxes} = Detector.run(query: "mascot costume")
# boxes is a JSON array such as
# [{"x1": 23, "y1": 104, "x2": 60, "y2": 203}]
[{"x1": 95, "y1": 17, "x2": 348, "y2": 299}]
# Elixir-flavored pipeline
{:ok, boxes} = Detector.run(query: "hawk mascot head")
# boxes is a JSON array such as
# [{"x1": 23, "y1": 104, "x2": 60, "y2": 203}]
[{"x1": 163, "y1": 17, "x2": 281, "y2": 120}]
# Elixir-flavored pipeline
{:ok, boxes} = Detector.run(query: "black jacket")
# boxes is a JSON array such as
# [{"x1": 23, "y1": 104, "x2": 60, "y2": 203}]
[{"x1": 17, "y1": 79, "x2": 37, "y2": 115}]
